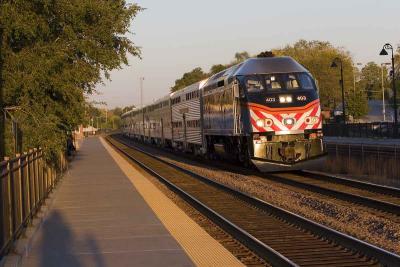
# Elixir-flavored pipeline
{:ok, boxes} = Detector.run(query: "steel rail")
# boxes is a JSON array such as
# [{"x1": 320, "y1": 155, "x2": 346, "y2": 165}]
[
  {"x1": 299, "y1": 170, "x2": 400, "y2": 197},
  {"x1": 107, "y1": 135, "x2": 400, "y2": 267},
  {"x1": 263, "y1": 171, "x2": 400, "y2": 216}
]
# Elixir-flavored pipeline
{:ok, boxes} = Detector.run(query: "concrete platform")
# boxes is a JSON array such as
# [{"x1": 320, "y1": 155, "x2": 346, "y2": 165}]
[
  {"x1": 18, "y1": 137, "x2": 242, "y2": 267},
  {"x1": 20, "y1": 137, "x2": 193, "y2": 267}
]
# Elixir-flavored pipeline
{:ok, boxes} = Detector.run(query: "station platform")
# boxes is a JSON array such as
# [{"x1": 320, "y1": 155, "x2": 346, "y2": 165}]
[{"x1": 17, "y1": 137, "x2": 242, "y2": 267}]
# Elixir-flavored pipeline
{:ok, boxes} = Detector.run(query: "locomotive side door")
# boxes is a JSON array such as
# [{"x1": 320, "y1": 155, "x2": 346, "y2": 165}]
[{"x1": 233, "y1": 80, "x2": 242, "y2": 135}]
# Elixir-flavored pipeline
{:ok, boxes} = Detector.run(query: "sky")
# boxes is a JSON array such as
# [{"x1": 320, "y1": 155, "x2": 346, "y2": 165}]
[{"x1": 91, "y1": 0, "x2": 400, "y2": 109}]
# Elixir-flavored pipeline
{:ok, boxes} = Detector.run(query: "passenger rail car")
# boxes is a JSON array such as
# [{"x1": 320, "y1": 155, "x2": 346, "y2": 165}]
[
  {"x1": 121, "y1": 56, "x2": 326, "y2": 172},
  {"x1": 171, "y1": 81, "x2": 206, "y2": 153}
]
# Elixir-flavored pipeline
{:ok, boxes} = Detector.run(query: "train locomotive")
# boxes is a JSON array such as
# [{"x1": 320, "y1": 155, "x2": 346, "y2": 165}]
[{"x1": 122, "y1": 56, "x2": 326, "y2": 171}]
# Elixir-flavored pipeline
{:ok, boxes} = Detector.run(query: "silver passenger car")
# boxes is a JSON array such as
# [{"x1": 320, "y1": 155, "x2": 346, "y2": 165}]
[
  {"x1": 170, "y1": 80, "x2": 207, "y2": 153},
  {"x1": 145, "y1": 96, "x2": 172, "y2": 145}
]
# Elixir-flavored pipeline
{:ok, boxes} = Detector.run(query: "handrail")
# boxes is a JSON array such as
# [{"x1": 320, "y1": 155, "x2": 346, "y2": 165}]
[{"x1": 0, "y1": 149, "x2": 67, "y2": 260}]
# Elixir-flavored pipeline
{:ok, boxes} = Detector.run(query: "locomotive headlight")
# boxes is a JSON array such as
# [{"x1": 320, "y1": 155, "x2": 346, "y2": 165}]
[
  {"x1": 279, "y1": 95, "x2": 293, "y2": 103},
  {"x1": 305, "y1": 116, "x2": 319, "y2": 125},
  {"x1": 256, "y1": 119, "x2": 265, "y2": 127},
  {"x1": 283, "y1": 118, "x2": 295, "y2": 125}
]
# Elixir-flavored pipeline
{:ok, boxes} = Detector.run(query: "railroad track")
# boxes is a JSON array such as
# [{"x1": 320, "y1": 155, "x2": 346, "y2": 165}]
[
  {"x1": 265, "y1": 171, "x2": 400, "y2": 218},
  {"x1": 107, "y1": 135, "x2": 400, "y2": 267}
]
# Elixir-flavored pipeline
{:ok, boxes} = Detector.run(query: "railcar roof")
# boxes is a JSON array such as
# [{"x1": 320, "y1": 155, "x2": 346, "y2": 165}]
[{"x1": 170, "y1": 79, "x2": 208, "y2": 97}]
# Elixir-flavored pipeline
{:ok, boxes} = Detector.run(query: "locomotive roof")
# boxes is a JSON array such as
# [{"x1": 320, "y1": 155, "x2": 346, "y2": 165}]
[
  {"x1": 233, "y1": 56, "x2": 308, "y2": 76},
  {"x1": 203, "y1": 56, "x2": 308, "y2": 90}
]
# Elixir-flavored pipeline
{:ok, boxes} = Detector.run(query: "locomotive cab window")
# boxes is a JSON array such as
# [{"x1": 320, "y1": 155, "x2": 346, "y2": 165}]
[
  {"x1": 265, "y1": 75, "x2": 282, "y2": 90},
  {"x1": 286, "y1": 74, "x2": 300, "y2": 90},
  {"x1": 245, "y1": 76, "x2": 264, "y2": 93},
  {"x1": 298, "y1": 73, "x2": 315, "y2": 90},
  {"x1": 263, "y1": 73, "x2": 316, "y2": 91}
]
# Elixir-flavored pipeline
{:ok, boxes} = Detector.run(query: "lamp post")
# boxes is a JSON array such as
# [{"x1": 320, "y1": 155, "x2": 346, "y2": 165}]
[
  {"x1": 353, "y1": 63, "x2": 362, "y2": 94},
  {"x1": 380, "y1": 43, "x2": 398, "y2": 136},
  {"x1": 139, "y1": 76, "x2": 145, "y2": 138},
  {"x1": 381, "y1": 63, "x2": 391, "y2": 122},
  {"x1": 331, "y1": 57, "x2": 346, "y2": 124}
]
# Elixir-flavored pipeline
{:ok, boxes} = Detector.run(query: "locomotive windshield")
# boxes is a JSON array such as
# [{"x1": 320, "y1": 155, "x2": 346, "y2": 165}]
[{"x1": 244, "y1": 72, "x2": 316, "y2": 93}]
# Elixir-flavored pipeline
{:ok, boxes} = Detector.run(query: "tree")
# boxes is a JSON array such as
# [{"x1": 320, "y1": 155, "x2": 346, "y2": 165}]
[
  {"x1": 210, "y1": 64, "x2": 226, "y2": 75},
  {"x1": 122, "y1": 105, "x2": 136, "y2": 113},
  {"x1": 359, "y1": 62, "x2": 384, "y2": 99},
  {"x1": 234, "y1": 51, "x2": 250, "y2": 63},
  {"x1": 273, "y1": 40, "x2": 366, "y2": 117},
  {"x1": 346, "y1": 90, "x2": 369, "y2": 120},
  {"x1": 171, "y1": 67, "x2": 208, "y2": 92},
  {"x1": 171, "y1": 51, "x2": 251, "y2": 92},
  {"x1": 0, "y1": 0, "x2": 142, "y2": 161}
]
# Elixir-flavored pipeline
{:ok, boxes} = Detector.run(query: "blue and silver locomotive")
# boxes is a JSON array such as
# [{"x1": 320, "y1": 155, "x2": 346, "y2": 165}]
[{"x1": 122, "y1": 56, "x2": 325, "y2": 171}]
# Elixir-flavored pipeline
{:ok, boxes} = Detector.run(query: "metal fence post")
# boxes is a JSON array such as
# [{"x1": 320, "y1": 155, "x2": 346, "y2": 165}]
[
  {"x1": 38, "y1": 151, "x2": 43, "y2": 203},
  {"x1": 3, "y1": 158, "x2": 12, "y2": 252},
  {"x1": 20, "y1": 154, "x2": 28, "y2": 227}
]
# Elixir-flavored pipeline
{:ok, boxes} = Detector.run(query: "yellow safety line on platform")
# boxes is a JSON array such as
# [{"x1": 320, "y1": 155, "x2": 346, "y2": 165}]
[{"x1": 100, "y1": 138, "x2": 244, "y2": 267}]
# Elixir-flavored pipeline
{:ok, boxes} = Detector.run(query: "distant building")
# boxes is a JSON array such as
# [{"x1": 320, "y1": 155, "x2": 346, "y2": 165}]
[{"x1": 83, "y1": 126, "x2": 98, "y2": 136}]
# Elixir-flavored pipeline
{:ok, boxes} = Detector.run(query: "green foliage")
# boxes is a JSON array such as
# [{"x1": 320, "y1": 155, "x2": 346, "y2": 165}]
[
  {"x1": 273, "y1": 40, "x2": 356, "y2": 111},
  {"x1": 210, "y1": 64, "x2": 226, "y2": 75},
  {"x1": 171, "y1": 52, "x2": 250, "y2": 92},
  {"x1": 346, "y1": 91, "x2": 369, "y2": 119},
  {"x1": 359, "y1": 62, "x2": 386, "y2": 99},
  {"x1": 171, "y1": 67, "x2": 208, "y2": 92},
  {"x1": 0, "y1": 0, "x2": 142, "y2": 161},
  {"x1": 234, "y1": 51, "x2": 250, "y2": 62},
  {"x1": 122, "y1": 105, "x2": 136, "y2": 113}
]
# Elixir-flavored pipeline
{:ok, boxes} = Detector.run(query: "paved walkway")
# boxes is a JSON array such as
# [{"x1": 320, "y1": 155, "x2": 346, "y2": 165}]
[{"x1": 21, "y1": 137, "x2": 194, "y2": 267}]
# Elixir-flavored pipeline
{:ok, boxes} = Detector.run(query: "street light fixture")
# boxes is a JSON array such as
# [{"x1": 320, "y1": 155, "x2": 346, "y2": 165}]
[
  {"x1": 379, "y1": 43, "x2": 398, "y2": 136},
  {"x1": 331, "y1": 57, "x2": 346, "y2": 125}
]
